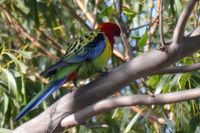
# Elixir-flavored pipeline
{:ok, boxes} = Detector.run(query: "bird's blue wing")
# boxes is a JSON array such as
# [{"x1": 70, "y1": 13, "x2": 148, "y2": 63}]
[
  {"x1": 40, "y1": 32, "x2": 106, "y2": 77},
  {"x1": 62, "y1": 32, "x2": 106, "y2": 63}
]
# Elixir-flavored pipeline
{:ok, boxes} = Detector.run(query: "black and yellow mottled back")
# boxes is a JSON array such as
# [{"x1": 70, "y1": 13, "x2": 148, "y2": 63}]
[{"x1": 62, "y1": 31, "x2": 106, "y2": 63}]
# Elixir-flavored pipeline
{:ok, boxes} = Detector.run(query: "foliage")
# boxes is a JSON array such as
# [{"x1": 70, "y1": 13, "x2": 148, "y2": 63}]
[{"x1": 0, "y1": 0, "x2": 199, "y2": 132}]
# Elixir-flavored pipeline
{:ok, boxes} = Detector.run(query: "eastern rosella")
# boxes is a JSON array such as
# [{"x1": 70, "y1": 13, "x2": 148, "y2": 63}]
[{"x1": 15, "y1": 22, "x2": 121, "y2": 121}]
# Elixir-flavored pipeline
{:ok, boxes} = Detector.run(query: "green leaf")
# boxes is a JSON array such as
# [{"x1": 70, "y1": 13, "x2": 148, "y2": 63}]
[
  {"x1": 189, "y1": 116, "x2": 199, "y2": 133},
  {"x1": 155, "y1": 75, "x2": 173, "y2": 94},
  {"x1": 16, "y1": 0, "x2": 30, "y2": 14},
  {"x1": 0, "y1": 81, "x2": 9, "y2": 93},
  {"x1": 124, "y1": 111, "x2": 142, "y2": 133},
  {"x1": 1, "y1": 68, "x2": 17, "y2": 94},
  {"x1": 169, "y1": 0, "x2": 176, "y2": 16},
  {"x1": 120, "y1": 108, "x2": 131, "y2": 131},
  {"x1": 101, "y1": 6, "x2": 114, "y2": 17},
  {"x1": 14, "y1": 50, "x2": 32, "y2": 59},
  {"x1": 138, "y1": 30, "x2": 148, "y2": 48},
  {"x1": 0, "y1": 128, "x2": 12, "y2": 133},
  {"x1": 123, "y1": 7, "x2": 135, "y2": 17},
  {"x1": 3, "y1": 93, "x2": 9, "y2": 114},
  {"x1": 6, "y1": 53, "x2": 28, "y2": 73},
  {"x1": 25, "y1": 0, "x2": 40, "y2": 27}
]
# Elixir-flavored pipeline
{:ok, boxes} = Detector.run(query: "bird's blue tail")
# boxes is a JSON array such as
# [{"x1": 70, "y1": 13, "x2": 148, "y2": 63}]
[{"x1": 15, "y1": 77, "x2": 67, "y2": 121}]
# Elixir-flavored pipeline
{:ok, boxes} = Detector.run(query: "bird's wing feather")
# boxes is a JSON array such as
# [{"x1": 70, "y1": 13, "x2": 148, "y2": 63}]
[
  {"x1": 40, "y1": 31, "x2": 106, "y2": 77},
  {"x1": 62, "y1": 31, "x2": 106, "y2": 63}
]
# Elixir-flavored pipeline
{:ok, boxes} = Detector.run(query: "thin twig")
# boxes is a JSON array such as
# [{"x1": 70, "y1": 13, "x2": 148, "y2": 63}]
[
  {"x1": 117, "y1": 0, "x2": 133, "y2": 60},
  {"x1": 76, "y1": 0, "x2": 95, "y2": 25},
  {"x1": 130, "y1": 24, "x2": 150, "y2": 31},
  {"x1": 130, "y1": 106, "x2": 165, "y2": 125},
  {"x1": 146, "y1": 0, "x2": 155, "y2": 51},
  {"x1": 93, "y1": 0, "x2": 99, "y2": 28},
  {"x1": 38, "y1": 29, "x2": 65, "y2": 54},
  {"x1": 113, "y1": 49, "x2": 127, "y2": 62},
  {"x1": 61, "y1": 87, "x2": 200, "y2": 128},
  {"x1": 121, "y1": 32, "x2": 133, "y2": 60},
  {"x1": 61, "y1": 0, "x2": 91, "y2": 30},
  {"x1": 119, "y1": 0, "x2": 123, "y2": 20},
  {"x1": 158, "y1": 0, "x2": 165, "y2": 46},
  {"x1": 173, "y1": 0, "x2": 197, "y2": 44},
  {"x1": 146, "y1": 15, "x2": 159, "y2": 50}
]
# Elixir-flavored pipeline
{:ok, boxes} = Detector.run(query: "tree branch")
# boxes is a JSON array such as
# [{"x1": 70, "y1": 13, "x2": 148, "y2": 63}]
[
  {"x1": 61, "y1": 87, "x2": 200, "y2": 128},
  {"x1": 93, "y1": 0, "x2": 99, "y2": 28},
  {"x1": 115, "y1": 92, "x2": 165, "y2": 125},
  {"x1": 155, "y1": 62, "x2": 200, "y2": 75},
  {"x1": 130, "y1": 106, "x2": 165, "y2": 125},
  {"x1": 172, "y1": 0, "x2": 196, "y2": 44},
  {"x1": 38, "y1": 29, "x2": 64, "y2": 53},
  {"x1": 146, "y1": 14, "x2": 159, "y2": 51},
  {"x1": 113, "y1": 49, "x2": 127, "y2": 62},
  {"x1": 61, "y1": 0, "x2": 91, "y2": 30},
  {"x1": 76, "y1": 0, "x2": 95, "y2": 25}
]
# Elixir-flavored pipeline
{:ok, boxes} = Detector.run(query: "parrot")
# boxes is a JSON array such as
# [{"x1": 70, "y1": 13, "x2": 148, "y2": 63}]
[{"x1": 15, "y1": 22, "x2": 121, "y2": 121}]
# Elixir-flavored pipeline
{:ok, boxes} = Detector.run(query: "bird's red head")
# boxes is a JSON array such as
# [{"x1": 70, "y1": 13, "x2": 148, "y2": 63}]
[{"x1": 97, "y1": 22, "x2": 121, "y2": 47}]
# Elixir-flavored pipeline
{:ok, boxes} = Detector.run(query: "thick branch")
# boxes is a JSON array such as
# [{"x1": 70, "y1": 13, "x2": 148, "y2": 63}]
[
  {"x1": 173, "y1": 0, "x2": 196, "y2": 43},
  {"x1": 61, "y1": 88, "x2": 200, "y2": 128}
]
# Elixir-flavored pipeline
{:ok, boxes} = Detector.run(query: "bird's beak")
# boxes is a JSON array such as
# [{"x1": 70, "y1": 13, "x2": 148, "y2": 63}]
[{"x1": 114, "y1": 36, "x2": 121, "y2": 44}]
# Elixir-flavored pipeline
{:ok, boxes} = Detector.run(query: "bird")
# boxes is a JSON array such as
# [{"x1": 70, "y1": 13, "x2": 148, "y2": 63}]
[{"x1": 15, "y1": 22, "x2": 121, "y2": 121}]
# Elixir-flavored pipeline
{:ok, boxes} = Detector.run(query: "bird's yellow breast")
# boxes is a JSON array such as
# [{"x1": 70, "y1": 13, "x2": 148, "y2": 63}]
[
  {"x1": 76, "y1": 38, "x2": 112, "y2": 78},
  {"x1": 92, "y1": 39, "x2": 112, "y2": 69}
]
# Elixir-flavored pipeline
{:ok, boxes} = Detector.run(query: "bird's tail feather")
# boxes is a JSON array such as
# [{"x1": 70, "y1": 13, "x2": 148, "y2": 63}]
[
  {"x1": 15, "y1": 77, "x2": 67, "y2": 121},
  {"x1": 40, "y1": 60, "x2": 69, "y2": 78}
]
